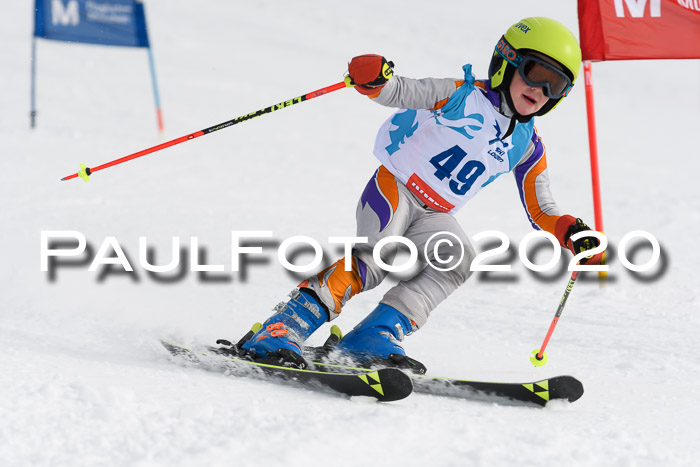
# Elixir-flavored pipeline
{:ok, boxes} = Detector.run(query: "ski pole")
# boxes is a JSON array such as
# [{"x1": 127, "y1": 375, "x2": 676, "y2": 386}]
[
  {"x1": 61, "y1": 79, "x2": 353, "y2": 182},
  {"x1": 530, "y1": 270, "x2": 580, "y2": 367}
]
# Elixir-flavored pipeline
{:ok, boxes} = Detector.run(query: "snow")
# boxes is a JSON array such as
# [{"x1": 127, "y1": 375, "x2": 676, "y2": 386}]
[{"x1": 1, "y1": 1, "x2": 699, "y2": 466}]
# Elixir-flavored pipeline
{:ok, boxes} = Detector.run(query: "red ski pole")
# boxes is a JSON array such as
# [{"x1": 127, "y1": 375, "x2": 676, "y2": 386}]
[
  {"x1": 530, "y1": 270, "x2": 580, "y2": 367},
  {"x1": 61, "y1": 79, "x2": 352, "y2": 182}
]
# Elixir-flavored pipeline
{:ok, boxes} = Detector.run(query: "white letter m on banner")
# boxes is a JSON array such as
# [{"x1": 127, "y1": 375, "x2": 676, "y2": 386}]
[
  {"x1": 614, "y1": 0, "x2": 661, "y2": 17},
  {"x1": 51, "y1": 0, "x2": 80, "y2": 26}
]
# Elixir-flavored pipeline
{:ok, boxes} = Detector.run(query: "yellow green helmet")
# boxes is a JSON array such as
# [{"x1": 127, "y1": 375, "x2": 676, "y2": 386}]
[{"x1": 488, "y1": 17, "x2": 582, "y2": 116}]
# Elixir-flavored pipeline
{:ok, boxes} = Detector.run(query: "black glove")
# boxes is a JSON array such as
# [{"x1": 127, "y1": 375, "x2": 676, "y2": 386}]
[{"x1": 564, "y1": 218, "x2": 603, "y2": 265}]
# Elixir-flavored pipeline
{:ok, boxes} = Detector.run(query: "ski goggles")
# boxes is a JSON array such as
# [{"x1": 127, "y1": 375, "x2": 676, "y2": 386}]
[
  {"x1": 495, "y1": 36, "x2": 573, "y2": 99},
  {"x1": 518, "y1": 55, "x2": 573, "y2": 99}
]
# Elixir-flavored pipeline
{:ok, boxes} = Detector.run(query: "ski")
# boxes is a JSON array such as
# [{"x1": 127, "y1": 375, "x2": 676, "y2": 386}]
[
  {"x1": 308, "y1": 359, "x2": 583, "y2": 407},
  {"x1": 160, "y1": 340, "x2": 413, "y2": 402},
  {"x1": 410, "y1": 374, "x2": 584, "y2": 407},
  {"x1": 305, "y1": 329, "x2": 584, "y2": 407}
]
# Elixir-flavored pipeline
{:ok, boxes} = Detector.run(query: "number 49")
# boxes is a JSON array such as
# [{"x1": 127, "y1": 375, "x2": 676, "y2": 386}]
[{"x1": 429, "y1": 145, "x2": 485, "y2": 196}]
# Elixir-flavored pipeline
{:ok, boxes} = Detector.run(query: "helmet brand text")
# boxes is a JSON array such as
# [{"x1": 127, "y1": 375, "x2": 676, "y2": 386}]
[{"x1": 514, "y1": 22, "x2": 531, "y2": 33}]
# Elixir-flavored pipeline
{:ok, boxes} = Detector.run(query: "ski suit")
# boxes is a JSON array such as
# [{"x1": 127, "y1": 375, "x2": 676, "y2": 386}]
[{"x1": 301, "y1": 64, "x2": 569, "y2": 328}]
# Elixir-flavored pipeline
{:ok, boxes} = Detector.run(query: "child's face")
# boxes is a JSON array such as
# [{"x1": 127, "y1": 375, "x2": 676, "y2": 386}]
[
  {"x1": 509, "y1": 69, "x2": 549, "y2": 116},
  {"x1": 508, "y1": 52, "x2": 569, "y2": 116}
]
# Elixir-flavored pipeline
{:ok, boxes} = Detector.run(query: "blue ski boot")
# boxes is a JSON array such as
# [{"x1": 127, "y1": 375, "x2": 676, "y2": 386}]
[
  {"x1": 334, "y1": 304, "x2": 427, "y2": 374},
  {"x1": 240, "y1": 288, "x2": 328, "y2": 369}
]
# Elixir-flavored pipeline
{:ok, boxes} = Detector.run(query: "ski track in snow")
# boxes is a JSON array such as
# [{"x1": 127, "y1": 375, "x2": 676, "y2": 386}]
[{"x1": 1, "y1": 1, "x2": 699, "y2": 466}]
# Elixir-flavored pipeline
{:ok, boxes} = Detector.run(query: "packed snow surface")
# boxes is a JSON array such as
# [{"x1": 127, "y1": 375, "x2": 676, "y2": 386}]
[{"x1": 1, "y1": 1, "x2": 699, "y2": 466}]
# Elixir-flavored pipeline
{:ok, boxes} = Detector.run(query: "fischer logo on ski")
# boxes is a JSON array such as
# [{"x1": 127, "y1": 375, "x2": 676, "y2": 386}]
[
  {"x1": 357, "y1": 371, "x2": 384, "y2": 396},
  {"x1": 522, "y1": 380, "x2": 550, "y2": 402}
]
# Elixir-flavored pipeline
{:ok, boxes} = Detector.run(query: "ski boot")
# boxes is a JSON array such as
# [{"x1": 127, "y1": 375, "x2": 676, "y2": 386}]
[
  {"x1": 237, "y1": 288, "x2": 328, "y2": 369},
  {"x1": 333, "y1": 303, "x2": 427, "y2": 375}
]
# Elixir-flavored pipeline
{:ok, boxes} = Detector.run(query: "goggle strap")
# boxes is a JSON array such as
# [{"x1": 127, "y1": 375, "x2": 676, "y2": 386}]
[{"x1": 495, "y1": 36, "x2": 522, "y2": 67}]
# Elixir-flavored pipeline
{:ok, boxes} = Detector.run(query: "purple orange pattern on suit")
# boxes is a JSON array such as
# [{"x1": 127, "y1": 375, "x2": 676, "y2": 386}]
[
  {"x1": 356, "y1": 256, "x2": 367, "y2": 286},
  {"x1": 360, "y1": 167, "x2": 398, "y2": 232},
  {"x1": 513, "y1": 130, "x2": 561, "y2": 234}
]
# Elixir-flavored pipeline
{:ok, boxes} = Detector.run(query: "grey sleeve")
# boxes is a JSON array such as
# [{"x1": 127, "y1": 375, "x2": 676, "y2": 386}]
[{"x1": 371, "y1": 75, "x2": 461, "y2": 109}]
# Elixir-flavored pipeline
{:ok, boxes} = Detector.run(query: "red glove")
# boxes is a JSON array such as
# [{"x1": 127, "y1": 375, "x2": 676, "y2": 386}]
[
  {"x1": 555, "y1": 215, "x2": 604, "y2": 265},
  {"x1": 347, "y1": 54, "x2": 394, "y2": 96}
]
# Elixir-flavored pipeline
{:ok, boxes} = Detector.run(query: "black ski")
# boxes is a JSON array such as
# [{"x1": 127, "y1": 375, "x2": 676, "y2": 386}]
[
  {"x1": 410, "y1": 374, "x2": 584, "y2": 407},
  {"x1": 309, "y1": 359, "x2": 583, "y2": 407},
  {"x1": 313, "y1": 361, "x2": 583, "y2": 407},
  {"x1": 160, "y1": 340, "x2": 413, "y2": 402},
  {"x1": 306, "y1": 330, "x2": 584, "y2": 407}
]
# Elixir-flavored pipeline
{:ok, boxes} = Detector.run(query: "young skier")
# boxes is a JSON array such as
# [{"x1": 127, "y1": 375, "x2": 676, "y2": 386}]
[{"x1": 236, "y1": 17, "x2": 603, "y2": 371}]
